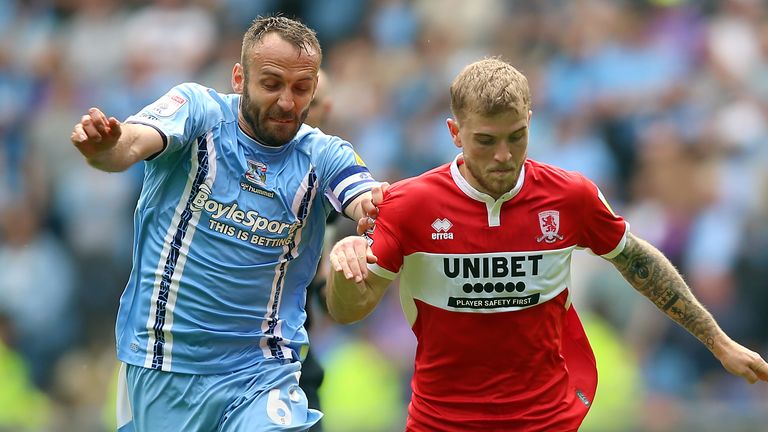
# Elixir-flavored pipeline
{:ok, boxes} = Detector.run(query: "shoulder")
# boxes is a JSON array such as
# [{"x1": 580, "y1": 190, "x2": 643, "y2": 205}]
[
  {"x1": 525, "y1": 158, "x2": 591, "y2": 190},
  {"x1": 385, "y1": 163, "x2": 452, "y2": 203},
  {"x1": 170, "y1": 82, "x2": 217, "y2": 102},
  {"x1": 525, "y1": 159, "x2": 612, "y2": 216},
  {"x1": 293, "y1": 127, "x2": 365, "y2": 176},
  {"x1": 294, "y1": 126, "x2": 351, "y2": 155},
  {"x1": 373, "y1": 164, "x2": 452, "y2": 232},
  {"x1": 170, "y1": 83, "x2": 237, "y2": 120}
]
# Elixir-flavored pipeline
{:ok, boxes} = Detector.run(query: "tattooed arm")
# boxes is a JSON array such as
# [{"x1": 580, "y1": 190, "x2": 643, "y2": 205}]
[{"x1": 609, "y1": 233, "x2": 768, "y2": 384}]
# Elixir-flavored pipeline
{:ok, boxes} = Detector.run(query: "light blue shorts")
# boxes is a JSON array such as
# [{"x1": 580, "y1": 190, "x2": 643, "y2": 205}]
[{"x1": 116, "y1": 359, "x2": 322, "y2": 432}]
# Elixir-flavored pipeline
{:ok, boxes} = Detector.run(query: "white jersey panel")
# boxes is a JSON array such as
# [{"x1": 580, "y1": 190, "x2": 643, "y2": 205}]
[{"x1": 399, "y1": 247, "x2": 576, "y2": 321}]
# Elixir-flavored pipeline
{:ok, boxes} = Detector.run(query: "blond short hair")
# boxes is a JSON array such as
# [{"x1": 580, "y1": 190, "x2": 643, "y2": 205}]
[{"x1": 449, "y1": 58, "x2": 531, "y2": 120}]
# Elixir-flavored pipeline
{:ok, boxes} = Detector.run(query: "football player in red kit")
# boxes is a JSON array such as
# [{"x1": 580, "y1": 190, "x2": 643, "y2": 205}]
[{"x1": 327, "y1": 58, "x2": 768, "y2": 432}]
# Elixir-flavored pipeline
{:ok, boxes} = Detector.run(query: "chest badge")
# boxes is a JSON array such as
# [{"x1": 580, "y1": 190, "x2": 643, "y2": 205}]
[
  {"x1": 245, "y1": 160, "x2": 268, "y2": 187},
  {"x1": 241, "y1": 160, "x2": 275, "y2": 198},
  {"x1": 536, "y1": 210, "x2": 564, "y2": 243}
]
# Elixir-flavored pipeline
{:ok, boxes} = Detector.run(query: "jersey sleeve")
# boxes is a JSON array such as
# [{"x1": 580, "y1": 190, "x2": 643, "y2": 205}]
[
  {"x1": 577, "y1": 176, "x2": 629, "y2": 259},
  {"x1": 125, "y1": 83, "x2": 211, "y2": 160},
  {"x1": 319, "y1": 138, "x2": 379, "y2": 212},
  {"x1": 366, "y1": 190, "x2": 404, "y2": 280}
]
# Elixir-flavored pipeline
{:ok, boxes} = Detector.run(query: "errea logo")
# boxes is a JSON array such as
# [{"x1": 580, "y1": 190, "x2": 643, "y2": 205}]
[{"x1": 431, "y1": 218, "x2": 454, "y2": 240}]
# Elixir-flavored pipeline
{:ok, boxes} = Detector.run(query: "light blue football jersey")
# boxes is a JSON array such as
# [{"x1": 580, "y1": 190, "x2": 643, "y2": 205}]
[{"x1": 116, "y1": 83, "x2": 377, "y2": 374}]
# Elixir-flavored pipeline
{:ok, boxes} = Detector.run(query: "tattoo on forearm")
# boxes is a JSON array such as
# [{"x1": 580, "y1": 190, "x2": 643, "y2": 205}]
[{"x1": 611, "y1": 235, "x2": 717, "y2": 350}]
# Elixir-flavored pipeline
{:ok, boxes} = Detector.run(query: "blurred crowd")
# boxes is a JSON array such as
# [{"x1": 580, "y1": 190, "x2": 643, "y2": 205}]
[{"x1": 0, "y1": 0, "x2": 767, "y2": 431}]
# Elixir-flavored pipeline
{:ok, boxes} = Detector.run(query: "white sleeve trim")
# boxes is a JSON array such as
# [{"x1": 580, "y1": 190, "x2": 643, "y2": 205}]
[
  {"x1": 325, "y1": 187, "x2": 342, "y2": 212},
  {"x1": 601, "y1": 221, "x2": 631, "y2": 259},
  {"x1": 368, "y1": 262, "x2": 398, "y2": 280}
]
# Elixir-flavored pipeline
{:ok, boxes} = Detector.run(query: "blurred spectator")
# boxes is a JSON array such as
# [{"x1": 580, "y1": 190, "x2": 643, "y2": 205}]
[
  {"x1": 0, "y1": 313, "x2": 51, "y2": 431},
  {"x1": 122, "y1": 0, "x2": 217, "y2": 93},
  {"x1": 30, "y1": 67, "x2": 138, "y2": 346},
  {"x1": 1, "y1": 0, "x2": 768, "y2": 429},
  {"x1": 300, "y1": 0, "x2": 367, "y2": 46},
  {"x1": 0, "y1": 198, "x2": 78, "y2": 390},
  {"x1": 58, "y1": 0, "x2": 127, "y2": 85},
  {"x1": 318, "y1": 334, "x2": 406, "y2": 432},
  {"x1": 578, "y1": 311, "x2": 644, "y2": 432},
  {"x1": 706, "y1": 0, "x2": 764, "y2": 88},
  {"x1": 0, "y1": 40, "x2": 40, "y2": 208},
  {"x1": 369, "y1": 0, "x2": 420, "y2": 50}
]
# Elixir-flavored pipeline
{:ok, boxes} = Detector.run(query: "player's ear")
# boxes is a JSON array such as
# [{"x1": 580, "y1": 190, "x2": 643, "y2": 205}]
[
  {"x1": 311, "y1": 73, "x2": 319, "y2": 99},
  {"x1": 447, "y1": 118, "x2": 462, "y2": 149},
  {"x1": 232, "y1": 63, "x2": 244, "y2": 94}
]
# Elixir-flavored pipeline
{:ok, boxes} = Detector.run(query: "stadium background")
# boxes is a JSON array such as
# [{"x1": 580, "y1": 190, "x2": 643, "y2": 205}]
[{"x1": 0, "y1": 0, "x2": 767, "y2": 430}]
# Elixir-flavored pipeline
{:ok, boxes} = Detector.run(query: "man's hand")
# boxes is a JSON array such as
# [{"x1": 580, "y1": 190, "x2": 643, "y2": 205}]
[
  {"x1": 714, "y1": 338, "x2": 768, "y2": 384},
  {"x1": 329, "y1": 236, "x2": 377, "y2": 283},
  {"x1": 356, "y1": 182, "x2": 389, "y2": 235},
  {"x1": 70, "y1": 107, "x2": 123, "y2": 160},
  {"x1": 326, "y1": 235, "x2": 391, "y2": 324}
]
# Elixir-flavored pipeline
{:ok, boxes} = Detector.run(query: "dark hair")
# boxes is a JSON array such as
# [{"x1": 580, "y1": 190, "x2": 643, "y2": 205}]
[{"x1": 241, "y1": 16, "x2": 322, "y2": 69}]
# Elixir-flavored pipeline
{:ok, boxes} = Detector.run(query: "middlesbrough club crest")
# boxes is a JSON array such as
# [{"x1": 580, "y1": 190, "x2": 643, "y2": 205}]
[{"x1": 536, "y1": 210, "x2": 564, "y2": 243}]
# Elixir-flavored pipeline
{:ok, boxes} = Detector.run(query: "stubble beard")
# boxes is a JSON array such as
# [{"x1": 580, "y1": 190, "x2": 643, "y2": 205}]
[
  {"x1": 241, "y1": 88, "x2": 310, "y2": 147},
  {"x1": 466, "y1": 160, "x2": 519, "y2": 198}
]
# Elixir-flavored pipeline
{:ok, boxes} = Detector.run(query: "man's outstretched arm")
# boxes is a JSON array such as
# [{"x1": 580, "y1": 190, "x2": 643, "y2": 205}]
[
  {"x1": 71, "y1": 107, "x2": 164, "y2": 172},
  {"x1": 610, "y1": 233, "x2": 768, "y2": 384},
  {"x1": 326, "y1": 235, "x2": 391, "y2": 324}
]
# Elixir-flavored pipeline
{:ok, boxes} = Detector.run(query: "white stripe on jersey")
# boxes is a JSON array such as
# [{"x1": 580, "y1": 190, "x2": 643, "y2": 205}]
[
  {"x1": 259, "y1": 165, "x2": 317, "y2": 359},
  {"x1": 144, "y1": 132, "x2": 217, "y2": 370},
  {"x1": 332, "y1": 172, "x2": 374, "y2": 203},
  {"x1": 143, "y1": 154, "x2": 197, "y2": 370},
  {"x1": 164, "y1": 131, "x2": 218, "y2": 368},
  {"x1": 398, "y1": 246, "x2": 577, "y2": 325},
  {"x1": 368, "y1": 262, "x2": 397, "y2": 280},
  {"x1": 258, "y1": 318, "x2": 292, "y2": 359},
  {"x1": 288, "y1": 167, "x2": 315, "y2": 262}
]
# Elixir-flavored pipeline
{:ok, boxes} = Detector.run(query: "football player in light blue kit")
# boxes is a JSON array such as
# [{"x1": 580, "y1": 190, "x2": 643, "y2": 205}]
[{"x1": 70, "y1": 16, "x2": 382, "y2": 432}]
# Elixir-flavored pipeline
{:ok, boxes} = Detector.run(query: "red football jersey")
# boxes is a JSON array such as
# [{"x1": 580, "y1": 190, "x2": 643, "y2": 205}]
[{"x1": 368, "y1": 157, "x2": 629, "y2": 432}]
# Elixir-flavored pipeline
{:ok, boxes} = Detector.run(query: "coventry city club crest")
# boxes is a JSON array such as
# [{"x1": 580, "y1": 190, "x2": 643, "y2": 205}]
[
  {"x1": 536, "y1": 210, "x2": 564, "y2": 243},
  {"x1": 241, "y1": 160, "x2": 275, "y2": 198},
  {"x1": 245, "y1": 160, "x2": 268, "y2": 187}
]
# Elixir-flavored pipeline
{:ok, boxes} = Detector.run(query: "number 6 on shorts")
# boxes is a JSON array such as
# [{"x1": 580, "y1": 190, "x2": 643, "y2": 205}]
[{"x1": 266, "y1": 388, "x2": 293, "y2": 426}]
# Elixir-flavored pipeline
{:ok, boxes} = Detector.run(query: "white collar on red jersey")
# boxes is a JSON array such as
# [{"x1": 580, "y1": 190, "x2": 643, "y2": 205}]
[{"x1": 450, "y1": 154, "x2": 526, "y2": 227}]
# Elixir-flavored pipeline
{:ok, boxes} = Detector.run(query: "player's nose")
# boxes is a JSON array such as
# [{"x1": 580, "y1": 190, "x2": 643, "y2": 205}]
[{"x1": 276, "y1": 90, "x2": 295, "y2": 111}]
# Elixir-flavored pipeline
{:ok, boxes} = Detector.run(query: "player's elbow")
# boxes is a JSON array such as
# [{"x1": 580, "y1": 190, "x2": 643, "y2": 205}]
[
  {"x1": 85, "y1": 152, "x2": 134, "y2": 172},
  {"x1": 89, "y1": 161, "x2": 129, "y2": 173}
]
